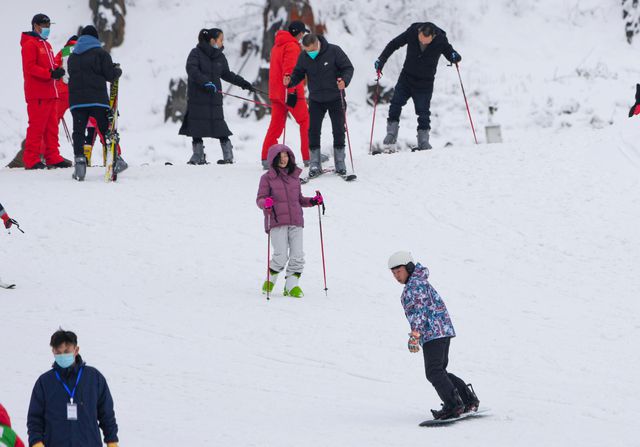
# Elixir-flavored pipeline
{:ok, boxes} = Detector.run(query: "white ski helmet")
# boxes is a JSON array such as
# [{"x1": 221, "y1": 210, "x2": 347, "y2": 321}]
[{"x1": 388, "y1": 251, "x2": 414, "y2": 269}]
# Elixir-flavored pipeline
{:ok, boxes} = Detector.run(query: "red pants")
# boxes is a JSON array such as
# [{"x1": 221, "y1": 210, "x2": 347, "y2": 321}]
[
  {"x1": 261, "y1": 99, "x2": 310, "y2": 161},
  {"x1": 23, "y1": 98, "x2": 64, "y2": 168}
]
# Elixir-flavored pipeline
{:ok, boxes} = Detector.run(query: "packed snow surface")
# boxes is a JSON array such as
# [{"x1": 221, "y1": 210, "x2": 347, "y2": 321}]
[{"x1": 2, "y1": 1, "x2": 640, "y2": 446}]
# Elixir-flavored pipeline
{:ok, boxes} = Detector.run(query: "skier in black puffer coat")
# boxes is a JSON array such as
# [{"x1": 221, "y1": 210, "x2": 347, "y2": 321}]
[
  {"x1": 179, "y1": 28, "x2": 255, "y2": 165},
  {"x1": 375, "y1": 22, "x2": 461, "y2": 151}
]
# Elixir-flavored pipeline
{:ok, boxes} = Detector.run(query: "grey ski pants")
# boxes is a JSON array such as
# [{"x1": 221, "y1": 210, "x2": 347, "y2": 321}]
[{"x1": 270, "y1": 225, "x2": 305, "y2": 275}]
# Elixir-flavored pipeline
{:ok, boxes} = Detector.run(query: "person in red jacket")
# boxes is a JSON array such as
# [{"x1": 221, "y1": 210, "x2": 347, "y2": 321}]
[
  {"x1": 54, "y1": 35, "x2": 78, "y2": 131},
  {"x1": 261, "y1": 21, "x2": 311, "y2": 169},
  {"x1": 0, "y1": 403, "x2": 26, "y2": 447},
  {"x1": 20, "y1": 13, "x2": 71, "y2": 170}
]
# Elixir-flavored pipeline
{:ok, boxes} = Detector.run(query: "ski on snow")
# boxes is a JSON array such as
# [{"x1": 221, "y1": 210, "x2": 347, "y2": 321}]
[
  {"x1": 301, "y1": 168, "x2": 357, "y2": 184},
  {"x1": 0, "y1": 281, "x2": 16, "y2": 289},
  {"x1": 419, "y1": 408, "x2": 490, "y2": 427}
]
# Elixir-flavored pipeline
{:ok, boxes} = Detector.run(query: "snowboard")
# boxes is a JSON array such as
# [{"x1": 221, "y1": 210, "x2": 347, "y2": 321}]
[
  {"x1": 0, "y1": 281, "x2": 16, "y2": 289},
  {"x1": 419, "y1": 408, "x2": 489, "y2": 427}
]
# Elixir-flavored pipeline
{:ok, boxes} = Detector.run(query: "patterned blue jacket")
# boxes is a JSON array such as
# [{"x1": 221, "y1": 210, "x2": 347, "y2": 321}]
[{"x1": 400, "y1": 263, "x2": 456, "y2": 344}]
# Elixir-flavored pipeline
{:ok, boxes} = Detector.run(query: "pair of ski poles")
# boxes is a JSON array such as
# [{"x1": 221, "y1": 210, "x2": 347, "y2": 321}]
[
  {"x1": 368, "y1": 62, "x2": 478, "y2": 152},
  {"x1": 264, "y1": 191, "x2": 327, "y2": 300}
]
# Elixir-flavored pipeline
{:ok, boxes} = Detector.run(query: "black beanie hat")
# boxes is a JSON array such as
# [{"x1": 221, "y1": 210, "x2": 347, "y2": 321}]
[{"x1": 81, "y1": 25, "x2": 99, "y2": 39}]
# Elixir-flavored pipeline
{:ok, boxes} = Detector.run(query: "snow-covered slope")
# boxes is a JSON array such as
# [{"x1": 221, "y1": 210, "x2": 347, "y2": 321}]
[
  {"x1": 2, "y1": 118, "x2": 640, "y2": 445},
  {"x1": 2, "y1": 1, "x2": 640, "y2": 445}
]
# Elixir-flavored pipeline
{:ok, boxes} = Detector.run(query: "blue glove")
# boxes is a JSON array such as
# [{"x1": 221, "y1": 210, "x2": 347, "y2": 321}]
[
  {"x1": 204, "y1": 82, "x2": 217, "y2": 93},
  {"x1": 451, "y1": 51, "x2": 462, "y2": 63},
  {"x1": 374, "y1": 59, "x2": 384, "y2": 72}
]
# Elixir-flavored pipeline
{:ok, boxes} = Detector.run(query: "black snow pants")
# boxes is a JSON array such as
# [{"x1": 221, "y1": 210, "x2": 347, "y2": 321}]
[
  {"x1": 308, "y1": 98, "x2": 345, "y2": 150},
  {"x1": 422, "y1": 337, "x2": 470, "y2": 405}
]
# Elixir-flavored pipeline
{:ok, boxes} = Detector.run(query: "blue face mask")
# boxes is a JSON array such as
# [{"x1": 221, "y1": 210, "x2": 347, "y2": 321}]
[
  {"x1": 54, "y1": 353, "x2": 75, "y2": 369},
  {"x1": 39, "y1": 27, "x2": 50, "y2": 40},
  {"x1": 307, "y1": 50, "x2": 319, "y2": 60}
]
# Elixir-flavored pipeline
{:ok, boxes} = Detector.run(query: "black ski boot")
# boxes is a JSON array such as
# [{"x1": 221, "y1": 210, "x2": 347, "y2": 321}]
[
  {"x1": 462, "y1": 383, "x2": 480, "y2": 413},
  {"x1": 430, "y1": 389, "x2": 464, "y2": 420},
  {"x1": 48, "y1": 158, "x2": 73, "y2": 169}
]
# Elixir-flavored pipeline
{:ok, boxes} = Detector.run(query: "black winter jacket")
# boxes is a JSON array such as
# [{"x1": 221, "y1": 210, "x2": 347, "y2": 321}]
[
  {"x1": 68, "y1": 35, "x2": 119, "y2": 108},
  {"x1": 378, "y1": 22, "x2": 458, "y2": 88},
  {"x1": 27, "y1": 356, "x2": 118, "y2": 447},
  {"x1": 288, "y1": 35, "x2": 354, "y2": 103},
  {"x1": 179, "y1": 42, "x2": 252, "y2": 138}
]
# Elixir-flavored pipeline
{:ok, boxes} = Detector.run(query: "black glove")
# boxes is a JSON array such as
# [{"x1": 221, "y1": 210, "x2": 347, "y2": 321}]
[
  {"x1": 286, "y1": 92, "x2": 297, "y2": 108},
  {"x1": 374, "y1": 59, "x2": 384, "y2": 72},
  {"x1": 50, "y1": 68, "x2": 65, "y2": 80},
  {"x1": 241, "y1": 80, "x2": 255, "y2": 92},
  {"x1": 451, "y1": 51, "x2": 462, "y2": 63},
  {"x1": 113, "y1": 66, "x2": 123, "y2": 79}
]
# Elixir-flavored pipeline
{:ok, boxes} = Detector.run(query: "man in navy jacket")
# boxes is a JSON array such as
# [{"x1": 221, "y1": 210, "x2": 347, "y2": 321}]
[
  {"x1": 27, "y1": 329, "x2": 119, "y2": 447},
  {"x1": 375, "y1": 22, "x2": 461, "y2": 151}
]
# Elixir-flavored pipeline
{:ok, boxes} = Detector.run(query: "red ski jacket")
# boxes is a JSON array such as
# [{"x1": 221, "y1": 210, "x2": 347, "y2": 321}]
[
  {"x1": 268, "y1": 30, "x2": 305, "y2": 102},
  {"x1": 20, "y1": 32, "x2": 59, "y2": 102}
]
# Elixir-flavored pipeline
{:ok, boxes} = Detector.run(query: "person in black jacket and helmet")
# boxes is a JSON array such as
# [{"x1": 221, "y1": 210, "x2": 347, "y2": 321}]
[
  {"x1": 375, "y1": 22, "x2": 461, "y2": 151},
  {"x1": 179, "y1": 28, "x2": 255, "y2": 165}
]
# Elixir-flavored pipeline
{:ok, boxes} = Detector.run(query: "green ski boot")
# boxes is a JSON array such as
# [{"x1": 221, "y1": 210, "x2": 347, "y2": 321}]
[
  {"x1": 283, "y1": 273, "x2": 303, "y2": 298},
  {"x1": 284, "y1": 286, "x2": 304, "y2": 298},
  {"x1": 262, "y1": 269, "x2": 279, "y2": 294}
]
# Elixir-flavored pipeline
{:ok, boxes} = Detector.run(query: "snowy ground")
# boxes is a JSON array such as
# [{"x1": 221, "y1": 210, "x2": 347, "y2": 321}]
[
  {"x1": 2, "y1": 118, "x2": 640, "y2": 445},
  {"x1": 2, "y1": 0, "x2": 640, "y2": 445}
]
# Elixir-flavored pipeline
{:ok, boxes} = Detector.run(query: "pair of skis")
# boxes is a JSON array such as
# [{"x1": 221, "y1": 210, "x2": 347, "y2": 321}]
[
  {"x1": 300, "y1": 168, "x2": 357, "y2": 184},
  {"x1": 104, "y1": 76, "x2": 120, "y2": 182}
]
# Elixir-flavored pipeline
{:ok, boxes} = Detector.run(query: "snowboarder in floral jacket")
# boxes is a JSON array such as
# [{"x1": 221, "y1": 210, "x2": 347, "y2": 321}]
[{"x1": 389, "y1": 251, "x2": 479, "y2": 420}]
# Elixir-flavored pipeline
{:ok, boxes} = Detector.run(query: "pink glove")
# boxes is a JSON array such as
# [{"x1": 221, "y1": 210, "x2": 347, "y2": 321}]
[
  {"x1": 310, "y1": 194, "x2": 323, "y2": 206},
  {"x1": 264, "y1": 197, "x2": 274, "y2": 209}
]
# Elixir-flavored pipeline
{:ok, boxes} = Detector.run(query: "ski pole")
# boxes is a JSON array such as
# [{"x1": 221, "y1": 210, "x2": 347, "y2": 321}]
[
  {"x1": 338, "y1": 80, "x2": 355, "y2": 174},
  {"x1": 368, "y1": 70, "x2": 381, "y2": 155},
  {"x1": 219, "y1": 91, "x2": 272, "y2": 108},
  {"x1": 315, "y1": 190, "x2": 328, "y2": 295},
  {"x1": 8, "y1": 219, "x2": 25, "y2": 234},
  {"x1": 61, "y1": 117, "x2": 72, "y2": 144},
  {"x1": 454, "y1": 63, "x2": 479, "y2": 144},
  {"x1": 282, "y1": 85, "x2": 288, "y2": 145},
  {"x1": 266, "y1": 211, "x2": 272, "y2": 301}
]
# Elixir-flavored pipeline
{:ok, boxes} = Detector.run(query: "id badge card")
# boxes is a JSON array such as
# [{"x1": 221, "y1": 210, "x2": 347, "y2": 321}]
[{"x1": 67, "y1": 402, "x2": 78, "y2": 421}]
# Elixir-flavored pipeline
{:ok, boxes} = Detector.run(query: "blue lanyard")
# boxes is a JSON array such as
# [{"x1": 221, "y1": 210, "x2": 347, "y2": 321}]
[{"x1": 55, "y1": 366, "x2": 84, "y2": 403}]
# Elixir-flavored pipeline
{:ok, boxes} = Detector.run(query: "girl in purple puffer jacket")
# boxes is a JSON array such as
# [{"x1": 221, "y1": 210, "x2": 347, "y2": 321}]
[{"x1": 256, "y1": 144, "x2": 322, "y2": 297}]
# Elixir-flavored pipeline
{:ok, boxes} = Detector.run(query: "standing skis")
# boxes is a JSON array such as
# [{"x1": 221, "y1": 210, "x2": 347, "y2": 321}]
[{"x1": 104, "y1": 77, "x2": 120, "y2": 182}]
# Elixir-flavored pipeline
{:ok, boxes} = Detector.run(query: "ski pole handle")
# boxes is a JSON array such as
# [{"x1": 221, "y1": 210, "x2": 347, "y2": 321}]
[{"x1": 9, "y1": 219, "x2": 24, "y2": 233}]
